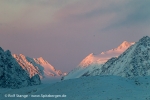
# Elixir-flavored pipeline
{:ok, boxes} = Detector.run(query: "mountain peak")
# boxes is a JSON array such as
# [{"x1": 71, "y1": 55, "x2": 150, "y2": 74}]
[
  {"x1": 136, "y1": 36, "x2": 150, "y2": 49},
  {"x1": 89, "y1": 36, "x2": 150, "y2": 78},
  {"x1": 13, "y1": 54, "x2": 64, "y2": 79},
  {"x1": 139, "y1": 36, "x2": 150, "y2": 43},
  {"x1": 0, "y1": 47, "x2": 4, "y2": 52},
  {"x1": 78, "y1": 53, "x2": 96, "y2": 67},
  {"x1": 122, "y1": 41, "x2": 129, "y2": 44},
  {"x1": 19, "y1": 54, "x2": 25, "y2": 57},
  {"x1": 121, "y1": 41, "x2": 131, "y2": 46},
  {"x1": 117, "y1": 41, "x2": 134, "y2": 50},
  {"x1": 88, "y1": 53, "x2": 94, "y2": 57},
  {"x1": 35, "y1": 57, "x2": 48, "y2": 64},
  {"x1": 78, "y1": 41, "x2": 134, "y2": 68},
  {"x1": 5, "y1": 50, "x2": 11, "y2": 56},
  {"x1": 37, "y1": 57, "x2": 44, "y2": 61}
]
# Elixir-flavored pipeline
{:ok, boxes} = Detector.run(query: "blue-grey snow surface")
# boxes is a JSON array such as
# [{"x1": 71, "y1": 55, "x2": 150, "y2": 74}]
[{"x1": 1, "y1": 75, "x2": 150, "y2": 100}]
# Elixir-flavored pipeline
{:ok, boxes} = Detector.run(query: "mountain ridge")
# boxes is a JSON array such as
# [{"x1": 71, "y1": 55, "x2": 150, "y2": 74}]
[
  {"x1": 79, "y1": 41, "x2": 134, "y2": 68},
  {"x1": 0, "y1": 48, "x2": 41, "y2": 89},
  {"x1": 88, "y1": 36, "x2": 150, "y2": 77},
  {"x1": 63, "y1": 41, "x2": 134, "y2": 80},
  {"x1": 13, "y1": 54, "x2": 65, "y2": 79}
]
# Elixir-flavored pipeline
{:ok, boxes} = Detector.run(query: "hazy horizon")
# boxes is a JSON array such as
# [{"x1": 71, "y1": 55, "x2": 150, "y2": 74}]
[{"x1": 0, "y1": 0, "x2": 150, "y2": 72}]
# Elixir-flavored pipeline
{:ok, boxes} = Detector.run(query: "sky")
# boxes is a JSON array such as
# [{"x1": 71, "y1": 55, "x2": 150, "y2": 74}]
[{"x1": 0, "y1": 0, "x2": 150, "y2": 72}]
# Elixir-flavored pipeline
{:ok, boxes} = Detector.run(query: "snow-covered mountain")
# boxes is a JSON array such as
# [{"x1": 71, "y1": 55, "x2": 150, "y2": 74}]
[
  {"x1": 13, "y1": 54, "x2": 65, "y2": 79},
  {"x1": 1, "y1": 36, "x2": 150, "y2": 100},
  {"x1": 79, "y1": 41, "x2": 135, "y2": 67},
  {"x1": 63, "y1": 41, "x2": 134, "y2": 80},
  {"x1": 89, "y1": 36, "x2": 150, "y2": 77},
  {"x1": 0, "y1": 47, "x2": 41, "y2": 89}
]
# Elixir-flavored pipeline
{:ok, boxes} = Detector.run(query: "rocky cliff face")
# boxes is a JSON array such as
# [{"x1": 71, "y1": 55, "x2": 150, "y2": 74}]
[{"x1": 0, "y1": 47, "x2": 41, "y2": 89}]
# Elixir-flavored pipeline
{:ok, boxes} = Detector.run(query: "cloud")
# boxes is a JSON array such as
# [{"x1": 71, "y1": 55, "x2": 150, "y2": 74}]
[
  {"x1": 0, "y1": 0, "x2": 78, "y2": 8},
  {"x1": 0, "y1": 0, "x2": 79, "y2": 31},
  {"x1": 1, "y1": 0, "x2": 60, "y2": 6},
  {"x1": 102, "y1": 0, "x2": 150, "y2": 30},
  {"x1": 52, "y1": 0, "x2": 131, "y2": 34},
  {"x1": 1, "y1": 0, "x2": 150, "y2": 35},
  {"x1": 53, "y1": 0, "x2": 150, "y2": 34}
]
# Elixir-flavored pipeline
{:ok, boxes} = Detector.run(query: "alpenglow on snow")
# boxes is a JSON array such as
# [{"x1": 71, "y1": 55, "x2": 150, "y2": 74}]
[
  {"x1": 63, "y1": 41, "x2": 134, "y2": 80},
  {"x1": 13, "y1": 54, "x2": 65, "y2": 79},
  {"x1": 0, "y1": 47, "x2": 41, "y2": 89},
  {"x1": 89, "y1": 36, "x2": 150, "y2": 77}
]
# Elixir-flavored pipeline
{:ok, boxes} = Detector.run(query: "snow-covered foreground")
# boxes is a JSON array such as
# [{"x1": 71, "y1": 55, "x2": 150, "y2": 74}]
[{"x1": 1, "y1": 75, "x2": 150, "y2": 100}]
